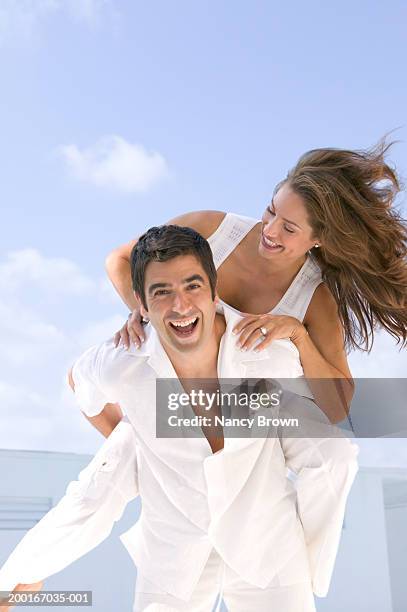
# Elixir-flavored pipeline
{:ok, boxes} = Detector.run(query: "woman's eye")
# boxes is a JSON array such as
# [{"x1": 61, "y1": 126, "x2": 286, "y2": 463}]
[
  {"x1": 267, "y1": 207, "x2": 276, "y2": 216},
  {"x1": 284, "y1": 226, "x2": 295, "y2": 234}
]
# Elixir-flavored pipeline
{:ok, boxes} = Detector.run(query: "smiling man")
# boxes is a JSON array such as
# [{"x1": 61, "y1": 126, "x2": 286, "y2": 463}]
[{"x1": 0, "y1": 225, "x2": 358, "y2": 612}]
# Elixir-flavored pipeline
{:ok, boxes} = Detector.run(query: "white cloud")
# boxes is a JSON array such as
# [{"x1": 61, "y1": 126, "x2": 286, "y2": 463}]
[
  {"x1": 75, "y1": 314, "x2": 124, "y2": 349},
  {"x1": 0, "y1": 248, "x2": 95, "y2": 295},
  {"x1": 0, "y1": 0, "x2": 115, "y2": 45},
  {"x1": 0, "y1": 380, "x2": 55, "y2": 449},
  {"x1": 59, "y1": 136, "x2": 170, "y2": 194},
  {"x1": 99, "y1": 276, "x2": 127, "y2": 306},
  {"x1": 0, "y1": 248, "x2": 124, "y2": 371},
  {"x1": 0, "y1": 379, "x2": 47, "y2": 413},
  {"x1": 0, "y1": 247, "x2": 126, "y2": 453},
  {"x1": 0, "y1": 300, "x2": 69, "y2": 368},
  {"x1": 0, "y1": 378, "x2": 103, "y2": 453}
]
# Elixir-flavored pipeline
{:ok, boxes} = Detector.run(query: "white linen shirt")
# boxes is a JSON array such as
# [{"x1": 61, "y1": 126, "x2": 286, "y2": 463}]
[{"x1": 0, "y1": 304, "x2": 359, "y2": 601}]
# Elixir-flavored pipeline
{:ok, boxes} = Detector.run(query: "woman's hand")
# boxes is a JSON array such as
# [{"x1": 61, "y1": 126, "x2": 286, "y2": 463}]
[
  {"x1": 232, "y1": 313, "x2": 307, "y2": 352},
  {"x1": 113, "y1": 308, "x2": 148, "y2": 349}
]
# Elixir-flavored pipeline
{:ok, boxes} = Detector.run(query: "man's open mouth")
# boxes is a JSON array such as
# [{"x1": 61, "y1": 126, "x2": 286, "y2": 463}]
[{"x1": 168, "y1": 316, "x2": 199, "y2": 337}]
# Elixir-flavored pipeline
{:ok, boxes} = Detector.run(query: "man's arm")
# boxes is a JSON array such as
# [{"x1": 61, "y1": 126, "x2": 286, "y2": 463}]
[
  {"x1": 0, "y1": 419, "x2": 138, "y2": 594},
  {"x1": 85, "y1": 404, "x2": 123, "y2": 437},
  {"x1": 68, "y1": 367, "x2": 122, "y2": 437}
]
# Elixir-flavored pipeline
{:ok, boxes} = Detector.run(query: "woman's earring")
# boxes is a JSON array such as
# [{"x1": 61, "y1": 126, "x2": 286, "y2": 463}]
[{"x1": 314, "y1": 244, "x2": 320, "y2": 248}]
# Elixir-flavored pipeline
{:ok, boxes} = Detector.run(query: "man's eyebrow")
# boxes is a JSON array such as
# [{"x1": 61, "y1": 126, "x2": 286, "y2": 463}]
[
  {"x1": 147, "y1": 275, "x2": 205, "y2": 295},
  {"x1": 148, "y1": 282, "x2": 171, "y2": 295},
  {"x1": 270, "y1": 199, "x2": 302, "y2": 229},
  {"x1": 183, "y1": 274, "x2": 206, "y2": 284}
]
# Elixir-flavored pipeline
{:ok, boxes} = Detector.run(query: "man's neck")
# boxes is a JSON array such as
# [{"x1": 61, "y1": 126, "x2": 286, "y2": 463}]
[{"x1": 165, "y1": 313, "x2": 226, "y2": 379}]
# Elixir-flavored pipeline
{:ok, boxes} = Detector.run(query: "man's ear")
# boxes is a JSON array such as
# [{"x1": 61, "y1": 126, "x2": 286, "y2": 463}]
[{"x1": 134, "y1": 292, "x2": 148, "y2": 318}]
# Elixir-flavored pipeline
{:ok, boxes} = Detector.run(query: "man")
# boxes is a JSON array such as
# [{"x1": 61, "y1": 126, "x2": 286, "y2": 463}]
[{"x1": 0, "y1": 226, "x2": 358, "y2": 611}]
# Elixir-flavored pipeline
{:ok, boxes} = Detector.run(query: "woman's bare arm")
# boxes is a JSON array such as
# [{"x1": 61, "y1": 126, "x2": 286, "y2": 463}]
[
  {"x1": 105, "y1": 210, "x2": 225, "y2": 306},
  {"x1": 105, "y1": 237, "x2": 139, "y2": 311},
  {"x1": 295, "y1": 283, "x2": 354, "y2": 422},
  {"x1": 302, "y1": 284, "x2": 352, "y2": 379},
  {"x1": 105, "y1": 210, "x2": 226, "y2": 346}
]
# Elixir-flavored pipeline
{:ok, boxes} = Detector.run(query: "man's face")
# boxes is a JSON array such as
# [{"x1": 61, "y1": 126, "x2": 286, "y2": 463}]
[{"x1": 138, "y1": 254, "x2": 218, "y2": 354}]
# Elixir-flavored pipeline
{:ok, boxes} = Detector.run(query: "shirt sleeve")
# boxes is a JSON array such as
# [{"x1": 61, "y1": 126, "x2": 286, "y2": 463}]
[
  {"x1": 70, "y1": 342, "x2": 116, "y2": 417},
  {"x1": 0, "y1": 418, "x2": 139, "y2": 593}
]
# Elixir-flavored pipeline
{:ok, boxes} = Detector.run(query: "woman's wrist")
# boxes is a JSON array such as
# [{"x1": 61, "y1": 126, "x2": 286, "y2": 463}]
[{"x1": 290, "y1": 323, "x2": 309, "y2": 347}]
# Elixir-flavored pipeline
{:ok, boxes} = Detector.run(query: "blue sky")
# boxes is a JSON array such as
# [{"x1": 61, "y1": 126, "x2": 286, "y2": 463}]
[{"x1": 0, "y1": 1, "x2": 406, "y2": 463}]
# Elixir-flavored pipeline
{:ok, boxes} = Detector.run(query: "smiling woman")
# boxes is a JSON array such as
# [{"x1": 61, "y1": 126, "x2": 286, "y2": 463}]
[{"x1": 106, "y1": 139, "x2": 407, "y2": 422}]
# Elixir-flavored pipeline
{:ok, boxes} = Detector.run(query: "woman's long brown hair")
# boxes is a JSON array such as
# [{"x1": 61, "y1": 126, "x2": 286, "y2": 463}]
[{"x1": 282, "y1": 140, "x2": 407, "y2": 351}]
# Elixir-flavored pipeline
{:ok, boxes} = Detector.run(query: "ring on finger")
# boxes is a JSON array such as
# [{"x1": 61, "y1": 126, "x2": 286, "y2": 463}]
[{"x1": 260, "y1": 326, "x2": 268, "y2": 338}]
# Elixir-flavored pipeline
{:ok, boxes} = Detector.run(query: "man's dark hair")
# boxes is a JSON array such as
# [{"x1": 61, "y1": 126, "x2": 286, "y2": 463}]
[{"x1": 130, "y1": 225, "x2": 217, "y2": 309}]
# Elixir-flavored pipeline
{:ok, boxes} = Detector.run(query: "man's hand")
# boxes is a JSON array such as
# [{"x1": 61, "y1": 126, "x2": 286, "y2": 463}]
[{"x1": 0, "y1": 581, "x2": 43, "y2": 612}]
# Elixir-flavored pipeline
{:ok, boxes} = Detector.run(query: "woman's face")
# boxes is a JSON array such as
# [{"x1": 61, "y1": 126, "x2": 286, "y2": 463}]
[{"x1": 259, "y1": 183, "x2": 319, "y2": 262}]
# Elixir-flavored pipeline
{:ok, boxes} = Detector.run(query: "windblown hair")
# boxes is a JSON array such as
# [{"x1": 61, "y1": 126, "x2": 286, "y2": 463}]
[
  {"x1": 130, "y1": 225, "x2": 217, "y2": 309},
  {"x1": 279, "y1": 140, "x2": 407, "y2": 351}
]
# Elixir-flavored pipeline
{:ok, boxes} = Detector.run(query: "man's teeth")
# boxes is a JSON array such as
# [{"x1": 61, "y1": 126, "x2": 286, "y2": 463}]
[
  {"x1": 171, "y1": 317, "x2": 198, "y2": 328},
  {"x1": 263, "y1": 236, "x2": 282, "y2": 247}
]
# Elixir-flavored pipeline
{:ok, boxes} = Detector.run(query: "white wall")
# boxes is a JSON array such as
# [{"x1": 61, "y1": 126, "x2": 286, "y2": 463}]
[
  {"x1": 1, "y1": 453, "x2": 406, "y2": 612},
  {"x1": 0, "y1": 449, "x2": 140, "y2": 612}
]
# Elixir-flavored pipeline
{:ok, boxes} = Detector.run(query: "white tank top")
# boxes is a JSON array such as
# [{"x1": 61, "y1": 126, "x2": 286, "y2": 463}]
[{"x1": 208, "y1": 212, "x2": 323, "y2": 322}]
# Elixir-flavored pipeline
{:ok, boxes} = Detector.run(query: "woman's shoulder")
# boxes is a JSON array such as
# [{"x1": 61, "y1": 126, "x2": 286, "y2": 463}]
[
  {"x1": 167, "y1": 210, "x2": 227, "y2": 239},
  {"x1": 306, "y1": 282, "x2": 339, "y2": 323}
]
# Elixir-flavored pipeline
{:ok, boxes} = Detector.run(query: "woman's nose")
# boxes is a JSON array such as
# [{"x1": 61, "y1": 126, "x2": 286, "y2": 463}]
[{"x1": 263, "y1": 218, "x2": 280, "y2": 239}]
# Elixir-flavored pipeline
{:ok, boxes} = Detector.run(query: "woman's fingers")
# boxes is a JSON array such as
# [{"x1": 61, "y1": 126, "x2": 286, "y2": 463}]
[
  {"x1": 114, "y1": 323, "x2": 129, "y2": 348},
  {"x1": 128, "y1": 309, "x2": 146, "y2": 343},
  {"x1": 243, "y1": 326, "x2": 275, "y2": 351},
  {"x1": 113, "y1": 330, "x2": 121, "y2": 348},
  {"x1": 120, "y1": 325, "x2": 131, "y2": 349},
  {"x1": 128, "y1": 318, "x2": 145, "y2": 346},
  {"x1": 232, "y1": 315, "x2": 260, "y2": 335},
  {"x1": 237, "y1": 321, "x2": 267, "y2": 348},
  {"x1": 252, "y1": 333, "x2": 275, "y2": 352},
  {"x1": 114, "y1": 309, "x2": 146, "y2": 350}
]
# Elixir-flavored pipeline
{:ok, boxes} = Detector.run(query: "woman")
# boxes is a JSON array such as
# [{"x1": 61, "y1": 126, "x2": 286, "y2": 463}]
[{"x1": 106, "y1": 141, "x2": 407, "y2": 421}]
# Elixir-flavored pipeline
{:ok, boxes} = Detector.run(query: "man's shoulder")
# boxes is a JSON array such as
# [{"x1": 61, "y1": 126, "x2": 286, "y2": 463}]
[
  {"x1": 75, "y1": 335, "x2": 155, "y2": 382},
  {"x1": 262, "y1": 338, "x2": 302, "y2": 368},
  {"x1": 265, "y1": 338, "x2": 300, "y2": 356},
  {"x1": 99, "y1": 338, "x2": 154, "y2": 374},
  {"x1": 252, "y1": 340, "x2": 304, "y2": 380}
]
